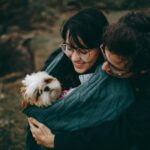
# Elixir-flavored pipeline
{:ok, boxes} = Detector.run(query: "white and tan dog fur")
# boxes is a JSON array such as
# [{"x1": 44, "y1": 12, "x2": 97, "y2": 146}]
[{"x1": 21, "y1": 71, "x2": 61, "y2": 108}]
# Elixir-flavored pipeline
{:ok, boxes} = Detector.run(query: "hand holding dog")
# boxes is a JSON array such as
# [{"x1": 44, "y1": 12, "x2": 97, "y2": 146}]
[{"x1": 28, "y1": 117, "x2": 55, "y2": 148}]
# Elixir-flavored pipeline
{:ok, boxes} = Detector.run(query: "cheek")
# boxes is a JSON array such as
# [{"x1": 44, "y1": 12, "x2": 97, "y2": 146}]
[{"x1": 88, "y1": 51, "x2": 99, "y2": 63}]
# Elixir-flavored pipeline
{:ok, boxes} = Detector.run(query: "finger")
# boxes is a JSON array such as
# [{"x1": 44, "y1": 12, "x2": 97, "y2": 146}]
[
  {"x1": 36, "y1": 139, "x2": 41, "y2": 145},
  {"x1": 30, "y1": 125, "x2": 40, "y2": 138},
  {"x1": 28, "y1": 119, "x2": 39, "y2": 135},
  {"x1": 28, "y1": 118, "x2": 37, "y2": 129},
  {"x1": 33, "y1": 135, "x2": 41, "y2": 144},
  {"x1": 32, "y1": 134, "x2": 36, "y2": 139},
  {"x1": 40, "y1": 124, "x2": 50, "y2": 135},
  {"x1": 28, "y1": 117, "x2": 42, "y2": 128},
  {"x1": 28, "y1": 118, "x2": 47, "y2": 138},
  {"x1": 28, "y1": 118, "x2": 35, "y2": 128}
]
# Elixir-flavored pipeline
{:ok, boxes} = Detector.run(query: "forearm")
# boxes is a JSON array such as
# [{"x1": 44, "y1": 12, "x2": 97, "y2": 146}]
[
  {"x1": 54, "y1": 130, "x2": 91, "y2": 150},
  {"x1": 54, "y1": 119, "x2": 127, "y2": 150},
  {"x1": 54, "y1": 103, "x2": 150, "y2": 150}
]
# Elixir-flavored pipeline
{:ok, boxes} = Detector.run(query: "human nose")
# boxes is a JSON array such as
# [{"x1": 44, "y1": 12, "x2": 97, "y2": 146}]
[
  {"x1": 102, "y1": 61, "x2": 111, "y2": 74},
  {"x1": 71, "y1": 50, "x2": 81, "y2": 61}
]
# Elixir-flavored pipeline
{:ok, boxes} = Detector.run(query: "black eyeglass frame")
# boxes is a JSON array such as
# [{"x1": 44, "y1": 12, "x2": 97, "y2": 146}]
[{"x1": 60, "y1": 43, "x2": 99, "y2": 62}]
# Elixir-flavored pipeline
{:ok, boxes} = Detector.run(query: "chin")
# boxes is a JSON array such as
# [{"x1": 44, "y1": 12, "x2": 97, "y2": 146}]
[
  {"x1": 73, "y1": 65, "x2": 88, "y2": 73},
  {"x1": 74, "y1": 67, "x2": 86, "y2": 74},
  {"x1": 20, "y1": 71, "x2": 62, "y2": 108}
]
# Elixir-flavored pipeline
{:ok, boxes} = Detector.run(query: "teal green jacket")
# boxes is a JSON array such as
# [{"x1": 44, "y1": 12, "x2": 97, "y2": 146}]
[{"x1": 23, "y1": 50, "x2": 135, "y2": 150}]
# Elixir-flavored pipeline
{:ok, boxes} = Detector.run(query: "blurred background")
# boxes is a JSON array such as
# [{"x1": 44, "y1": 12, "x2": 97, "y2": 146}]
[{"x1": 0, "y1": 0, "x2": 149, "y2": 149}]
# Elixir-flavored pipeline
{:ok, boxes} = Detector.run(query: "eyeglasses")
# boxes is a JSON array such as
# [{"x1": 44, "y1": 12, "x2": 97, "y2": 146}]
[
  {"x1": 60, "y1": 43, "x2": 94, "y2": 61},
  {"x1": 100, "y1": 44, "x2": 132, "y2": 78}
]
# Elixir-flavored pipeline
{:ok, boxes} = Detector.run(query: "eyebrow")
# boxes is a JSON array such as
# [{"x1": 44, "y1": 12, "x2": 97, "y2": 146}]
[
  {"x1": 103, "y1": 50, "x2": 127, "y2": 71},
  {"x1": 106, "y1": 59, "x2": 127, "y2": 72},
  {"x1": 65, "y1": 42, "x2": 88, "y2": 50}
]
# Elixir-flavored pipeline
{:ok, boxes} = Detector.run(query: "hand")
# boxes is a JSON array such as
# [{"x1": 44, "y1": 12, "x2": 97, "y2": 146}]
[{"x1": 28, "y1": 117, "x2": 55, "y2": 148}]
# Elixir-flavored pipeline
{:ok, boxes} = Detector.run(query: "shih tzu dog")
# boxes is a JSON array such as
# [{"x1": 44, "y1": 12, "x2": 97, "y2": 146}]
[{"x1": 20, "y1": 71, "x2": 62, "y2": 108}]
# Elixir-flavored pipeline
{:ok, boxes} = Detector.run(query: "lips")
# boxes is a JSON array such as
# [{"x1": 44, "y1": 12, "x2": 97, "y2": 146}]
[{"x1": 74, "y1": 63, "x2": 83, "y2": 68}]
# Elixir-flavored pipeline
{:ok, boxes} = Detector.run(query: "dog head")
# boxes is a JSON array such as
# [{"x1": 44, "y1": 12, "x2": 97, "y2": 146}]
[{"x1": 21, "y1": 71, "x2": 61, "y2": 107}]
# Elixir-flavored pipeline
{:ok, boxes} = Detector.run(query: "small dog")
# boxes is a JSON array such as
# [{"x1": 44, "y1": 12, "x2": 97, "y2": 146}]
[{"x1": 20, "y1": 71, "x2": 61, "y2": 108}]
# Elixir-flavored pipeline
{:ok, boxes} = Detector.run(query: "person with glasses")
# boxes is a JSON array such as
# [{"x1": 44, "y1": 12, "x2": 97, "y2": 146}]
[
  {"x1": 98, "y1": 11, "x2": 150, "y2": 149},
  {"x1": 47, "y1": 10, "x2": 149, "y2": 150},
  {"x1": 24, "y1": 8, "x2": 136, "y2": 150},
  {"x1": 100, "y1": 44, "x2": 134, "y2": 78}
]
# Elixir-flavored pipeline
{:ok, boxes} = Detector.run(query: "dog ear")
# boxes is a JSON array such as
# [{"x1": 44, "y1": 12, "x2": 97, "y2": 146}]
[
  {"x1": 44, "y1": 78, "x2": 53, "y2": 83},
  {"x1": 20, "y1": 101, "x2": 30, "y2": 109},
  {"x1": 20, "y1": 86, "x2": 26, "y2": 94}
]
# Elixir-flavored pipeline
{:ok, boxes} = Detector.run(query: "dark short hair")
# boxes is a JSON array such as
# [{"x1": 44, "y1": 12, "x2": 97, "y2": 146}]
[
  {"x1": 118, "y1": 10, "x2": 150, "y2": 72},
  {"x1": 103, "y1": 23, "x2": 137, "y2": 57},
  {"x1": 118, "y1": 11, "x2": 150, "y2": 33},
  {"x1": 103, "y1": 10, "x2": 150, "y2": 73},
  {"x1": 61, "y1": 7, "x2": 108, "y2": 49}
]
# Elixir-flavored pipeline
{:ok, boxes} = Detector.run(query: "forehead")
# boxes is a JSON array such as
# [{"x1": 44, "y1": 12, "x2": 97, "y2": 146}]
[
  {"x1": 105, "y1": 47, "x2": 129, "y2": 70},
  {"x1": 66, "y1": 30, "x2": 87, "y2": 48}
]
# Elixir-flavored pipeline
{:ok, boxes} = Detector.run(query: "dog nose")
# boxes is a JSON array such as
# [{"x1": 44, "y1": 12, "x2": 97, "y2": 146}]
[{"x1": 44, "y1": 86, "x2": 50, "y2": 92}]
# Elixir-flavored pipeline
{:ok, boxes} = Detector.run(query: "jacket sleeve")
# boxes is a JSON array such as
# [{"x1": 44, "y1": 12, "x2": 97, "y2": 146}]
[
  {"x1": 54, "y1": 96, "x2": 150, "y2": 150},
  {"x1": 54, "y1": 119, "x2": 122, "y2": 150}
]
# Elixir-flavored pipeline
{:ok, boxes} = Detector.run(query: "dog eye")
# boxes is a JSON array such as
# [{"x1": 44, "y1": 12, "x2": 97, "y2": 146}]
[{"x1": 44, "y1": 86, "x2": 50, "y2": 91}]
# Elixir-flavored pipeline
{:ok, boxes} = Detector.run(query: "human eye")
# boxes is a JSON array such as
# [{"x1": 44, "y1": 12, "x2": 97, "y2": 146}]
[
  {"x1": 67, "y1": 47, "x2": 72, "y2": 51},
  {"x1": 66, "y1": 45, "x2": 73, "y2": 51},
  {"x1": 78, "y1": 48, "x2": 89, "y2": 54}
]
